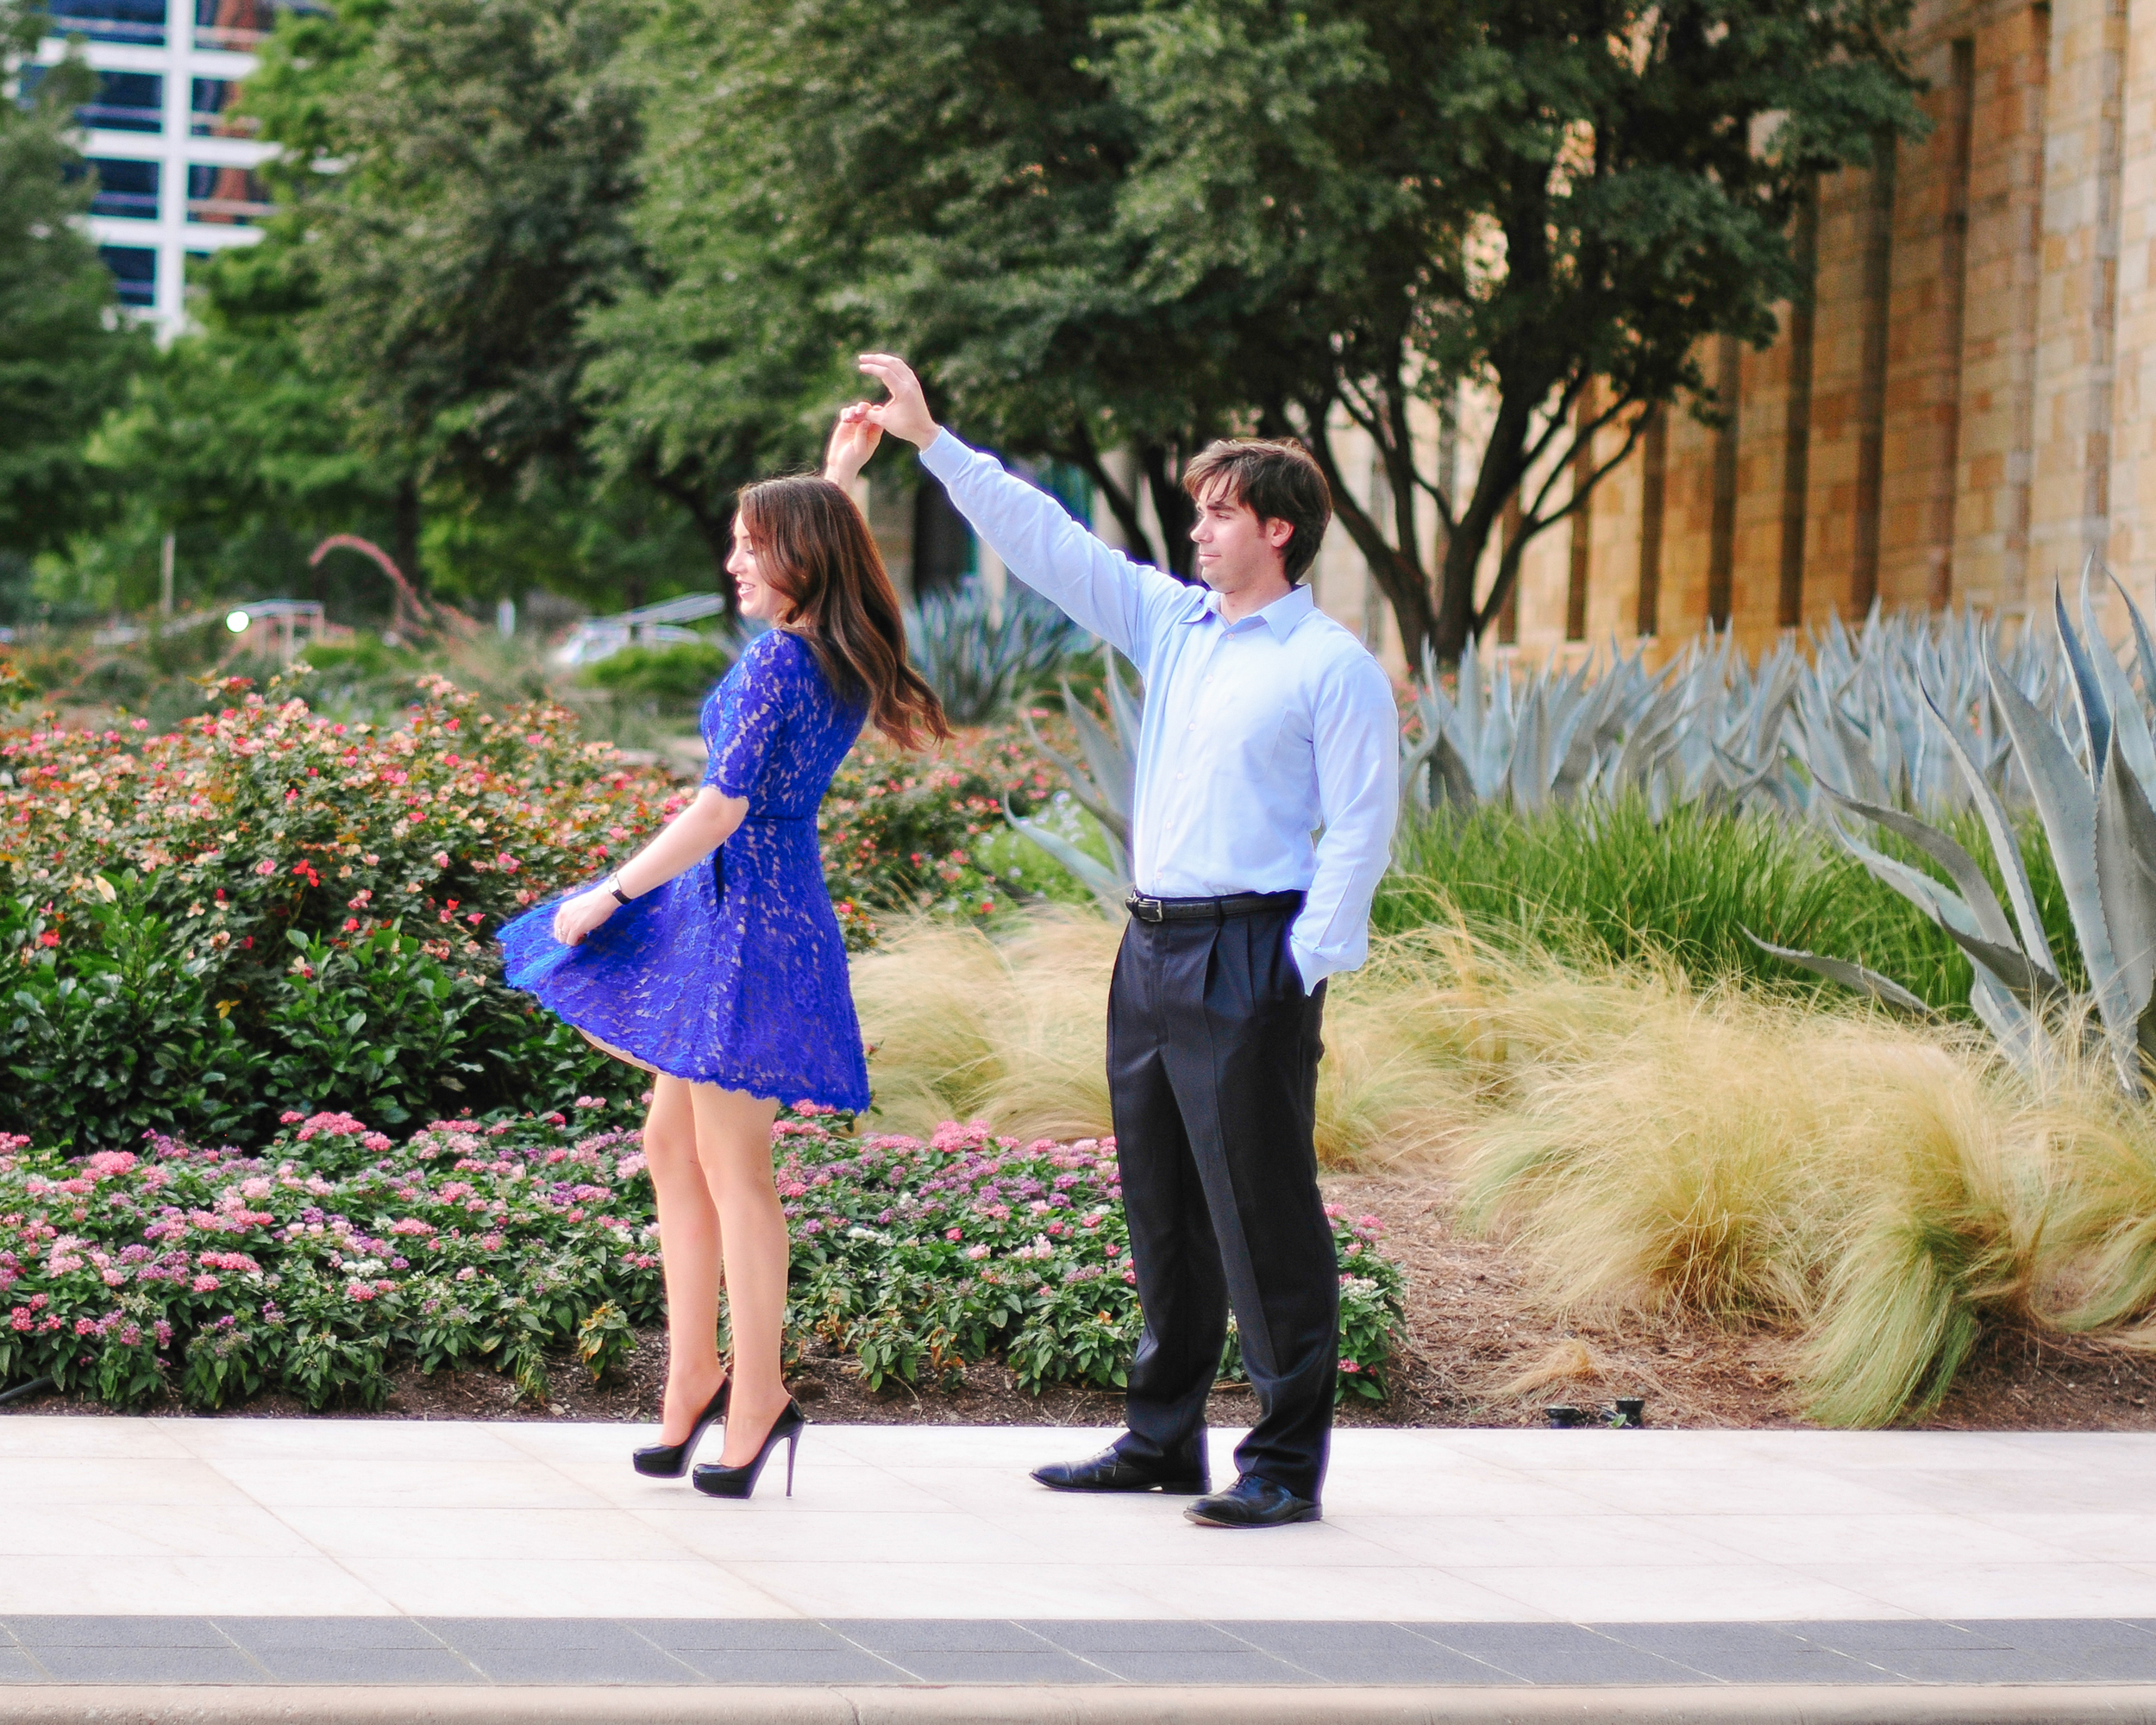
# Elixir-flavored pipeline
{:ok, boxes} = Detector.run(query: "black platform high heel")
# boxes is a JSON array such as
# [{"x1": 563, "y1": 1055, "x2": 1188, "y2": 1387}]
[
  {"x1": 690, "y1": 1398, "x2": 805, "y2": 1499},
  {"x1": 632, "y1": 1380, "x2": 730, "y2": 1478}
]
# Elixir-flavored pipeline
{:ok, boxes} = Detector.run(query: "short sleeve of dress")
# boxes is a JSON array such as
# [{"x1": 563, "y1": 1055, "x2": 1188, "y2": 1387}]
[{"x1": 703, "y1": 634, "x2": 793, "y2": 798}]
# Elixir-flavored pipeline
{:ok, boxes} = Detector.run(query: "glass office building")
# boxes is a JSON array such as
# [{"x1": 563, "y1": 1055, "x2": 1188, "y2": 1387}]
[{"x1": 33, "y1": 0, "x2": 293, "y2": 329}]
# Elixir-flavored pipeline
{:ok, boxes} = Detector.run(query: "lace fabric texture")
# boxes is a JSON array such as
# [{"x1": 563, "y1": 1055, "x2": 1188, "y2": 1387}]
[{"x1": 498, "y1": 630, "x2": 872, "y2": 1110}]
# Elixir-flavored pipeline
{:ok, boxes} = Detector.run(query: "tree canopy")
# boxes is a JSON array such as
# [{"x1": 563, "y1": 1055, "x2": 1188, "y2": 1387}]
[
  {"x1": 40, "y1": 0, "x2": 1925, "y2": 651},
  {"x1": 0, "y1": 0, "x2": 143, "y2": 584}
]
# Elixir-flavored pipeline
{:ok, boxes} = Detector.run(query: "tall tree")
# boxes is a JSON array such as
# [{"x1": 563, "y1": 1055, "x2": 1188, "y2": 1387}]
[
  {"x1": 0, "y1": 1, "x2": 143, "y2": 571},
  {"x1": 597, "y1": 0, "x2": 1243, "y2": 576},
  {"x1": 1105, "y1": 0, "x2": 1924, "y2": 663},
  {"x1": 89, "y1": 234, "x2": 405, "y2": 614},
  {"x1": 260, "y1": 0, "x2": 647, "y2": 587}
]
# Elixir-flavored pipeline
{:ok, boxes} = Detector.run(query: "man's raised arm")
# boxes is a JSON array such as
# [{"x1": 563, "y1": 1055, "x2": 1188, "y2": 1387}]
[{"x1": 850, "y1": 354, "x2": 1187, "y2": 666}]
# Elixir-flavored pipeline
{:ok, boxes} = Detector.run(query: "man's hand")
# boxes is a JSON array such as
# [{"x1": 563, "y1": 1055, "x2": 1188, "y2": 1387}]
[
  {"x1": 856, "y1": 354, "x2": 940, "y2": 449},
  {"x1": 552, "y1": 886, "x2": 618, "y2": 947},
  {"x1": 824, "y1": 405, "x2": 882, "y2": 487}
]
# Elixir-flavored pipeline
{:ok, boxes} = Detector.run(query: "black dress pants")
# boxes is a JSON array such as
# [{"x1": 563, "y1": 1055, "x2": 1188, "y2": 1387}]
[{"x1": 1106, "y1": 904, "x2": 1337, "y2": 1502}]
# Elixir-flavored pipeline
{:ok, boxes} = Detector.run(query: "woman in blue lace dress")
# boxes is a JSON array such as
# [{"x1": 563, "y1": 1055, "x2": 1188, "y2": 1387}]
[{"x1": 498, "y1": 422, "x2": 946, "y2": 1497}]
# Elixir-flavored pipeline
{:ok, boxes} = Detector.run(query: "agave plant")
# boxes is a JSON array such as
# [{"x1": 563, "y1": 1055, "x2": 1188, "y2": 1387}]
[
  {"x1": 1401, "y1": 630, "x2": 1796, "y2": 821},
  {"x1": 1006, "y1": 644, "x2": 1141, "y2": 913},
  {"x1": 906, "y1": 580, "x2": 1088, "y2": 724},
  {"x1": 1760, "y1": 573, "x2": 2156, "y2": 1096}
]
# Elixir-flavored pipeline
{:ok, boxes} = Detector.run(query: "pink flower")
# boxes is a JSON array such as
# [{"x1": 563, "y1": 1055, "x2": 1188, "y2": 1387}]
[
  {"x1": 1339, "y1": 1359, "x2": 1361, "y2": 1372},
  {"x1": 254, "y1": 858, "x2": 277, "y2": 876},
  {"x1": 965, "y1": 1244, "x2": 990, "y2": 1261},
  {"x1": 944, "y1": 1227, "x2": 963, "y2": 1242},
  {"x1": 347, "y1": 1282, "x2": 375, "y2": 1301},
  {"x1": 455, "y1": 1266, "x2": 478, "y2": 1282},
  {"x1": 191, "y1": 1274, "x2": 220, "y2": 1292}
]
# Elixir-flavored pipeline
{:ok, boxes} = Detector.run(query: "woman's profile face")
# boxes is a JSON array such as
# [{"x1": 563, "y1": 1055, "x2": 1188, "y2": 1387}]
[{"x1": 726, "y1": 514, "x2": 784, "y2": 621}]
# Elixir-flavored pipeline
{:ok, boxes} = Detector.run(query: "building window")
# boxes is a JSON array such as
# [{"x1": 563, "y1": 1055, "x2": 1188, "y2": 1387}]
[
  {"x1": 86, "y1": 156, "x2": 160, "y2": 219},
  {"x1": 190, "y1": 78, "x2": 257, "y2": 136},
  {"x1": 192, "y1": 0, "x2": 325, "y2": 50},
  {"x1": 100, "y1": 244, "x2": 157, "y2": 307},
  {"x1": 187, "y1": 162, "x2": 272, "y2": 224},
  {"x1": 46, "y1": 0, "x2": 165, "y2": 45},
  {"x1": 82, "y1": 70, "x2": 164, "y2": 133}
]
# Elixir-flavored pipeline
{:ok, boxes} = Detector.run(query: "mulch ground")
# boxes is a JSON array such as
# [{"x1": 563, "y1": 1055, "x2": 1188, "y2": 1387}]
[{"x1": 10, "y1": 1170, "x2": 2156, "y2": 1432}]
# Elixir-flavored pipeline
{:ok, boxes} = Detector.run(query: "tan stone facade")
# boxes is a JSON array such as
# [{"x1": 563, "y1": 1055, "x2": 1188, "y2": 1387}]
[{"x1": 1307, "y1": 0, "x2": 2153, "y2": 675}]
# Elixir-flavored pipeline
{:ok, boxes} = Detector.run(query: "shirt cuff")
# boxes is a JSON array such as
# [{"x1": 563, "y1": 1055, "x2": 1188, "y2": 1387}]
[
  {"x1": 1289, "y1": 936, "x2": 1328, "y2": 994},
  {"x1": 919, "y1": 427, "x2": 968, "y2": 480}
]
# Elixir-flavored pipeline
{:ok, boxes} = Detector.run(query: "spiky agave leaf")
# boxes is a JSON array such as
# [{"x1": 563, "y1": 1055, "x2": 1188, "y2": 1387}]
[
  {"x1": 1986, "y1": 634, "x2": 2140, "y2": 1084},
  {"x1": 1743, "y1": 931, "x2": 1935, "y2": 1018},
  {"x1": 1002, "y1": 800, "x2": 1130, "y2": 917},
  {"x1": 1920, "y1": 685, "x2": 2059, "y2": 979},
  {"x1": 2094, "y1": 729, "x2": 2156, "y2": 1073},
  {"x1": 1814, "y1": 786, "x2": 2056, "y2": 992}
]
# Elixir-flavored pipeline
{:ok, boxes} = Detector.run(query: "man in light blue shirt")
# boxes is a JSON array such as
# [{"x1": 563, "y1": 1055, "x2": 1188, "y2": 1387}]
[{"x1": 846, "y1": 355, "x2": 1398, "y2": 1527}]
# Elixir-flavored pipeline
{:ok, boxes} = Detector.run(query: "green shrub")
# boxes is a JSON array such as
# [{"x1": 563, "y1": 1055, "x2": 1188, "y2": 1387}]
[
  {"x1": 0, "y1": 1109, "x2": 1407, "y2": 1408},
  {"x1": 1376, "y1": 796, "x2": 2079, "y2": 1013},
  {"x1": 580, "y1": 640, "x2": 734, "y2": 709},
  {"x1": 0, "y1": 669, "x2": 675, "y2": 1145}
]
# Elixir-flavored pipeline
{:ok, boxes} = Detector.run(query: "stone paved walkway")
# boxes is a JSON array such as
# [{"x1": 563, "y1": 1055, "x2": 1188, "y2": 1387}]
[{"x1": 3, "y1": 1416, "x2": 2154, "y2": 1713}]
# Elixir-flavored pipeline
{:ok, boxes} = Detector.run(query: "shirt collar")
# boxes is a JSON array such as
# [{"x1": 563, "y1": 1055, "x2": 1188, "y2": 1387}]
[{"x1": 1178, "y1": 582, "x2": 1316, "y2": 641}]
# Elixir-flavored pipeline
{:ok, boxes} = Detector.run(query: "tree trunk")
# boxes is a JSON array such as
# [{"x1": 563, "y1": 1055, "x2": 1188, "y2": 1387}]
[
  {"x1": 391, "y1": 476, "x2": 424, "y2": 599},
  {"x1": 1061, "y1": 434, "x2": 1156, "y2": 568},
  {"x1": 1432, "y1": 391, "x2": 1541, "y2": 665},
  {"x1": 654, "y1": 477, "x2": 741, "y2": 619},
  {"x1": 1301, "y1": 418, "x2": 1437, "y2": 667},
  {"x1": 1141, "y1": 444, "x2": 1198, "y2": 580}
]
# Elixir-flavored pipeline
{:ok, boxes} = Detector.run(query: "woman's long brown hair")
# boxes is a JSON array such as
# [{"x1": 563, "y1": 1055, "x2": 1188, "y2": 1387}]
[{"x1": 736, "y1": 476, "x2": 952, "y2": 750}]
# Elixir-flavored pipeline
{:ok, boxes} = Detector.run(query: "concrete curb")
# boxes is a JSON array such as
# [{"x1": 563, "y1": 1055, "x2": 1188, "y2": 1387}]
[{"x1": 1, "y1": 1686, "x2": 2153, "y2": 1725}]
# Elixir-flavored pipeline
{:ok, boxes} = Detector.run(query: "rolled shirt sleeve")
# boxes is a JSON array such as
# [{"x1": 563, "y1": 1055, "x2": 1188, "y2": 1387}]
[{"x1": 1288, "y1": 654, "x2": 1401, "y2": 989}]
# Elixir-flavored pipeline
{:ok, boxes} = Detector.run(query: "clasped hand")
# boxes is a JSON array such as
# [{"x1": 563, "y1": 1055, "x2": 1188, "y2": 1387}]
[
  {"x1": 821, "y1": 354, "x2": 940, "y2": 490},
  {"x1": 553, "y1": 886, "x2": 619, "y2": 946}
]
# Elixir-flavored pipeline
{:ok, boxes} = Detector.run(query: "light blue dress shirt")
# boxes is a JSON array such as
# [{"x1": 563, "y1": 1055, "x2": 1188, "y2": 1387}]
[{"x1": 919, "y1": 430, "x2": 1401, "y2": 987}]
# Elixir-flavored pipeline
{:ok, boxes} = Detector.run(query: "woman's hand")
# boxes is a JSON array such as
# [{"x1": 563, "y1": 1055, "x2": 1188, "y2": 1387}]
[
  {"x1": 552, "y1": 886, "x2": 619, "y2": 947},
  {"x1": 824, "y1": 405, "x2": 883, "y2": 487}
]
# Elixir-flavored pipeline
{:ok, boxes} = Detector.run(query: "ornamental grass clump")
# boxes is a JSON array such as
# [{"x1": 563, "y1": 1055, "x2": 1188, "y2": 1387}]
[
  {"x1": 1442, "y1": 950, "x2": 2156, "y2": 1427},
  {"x1": 0, "y1": 1106, "x2": 1407, "y2": 1410}
]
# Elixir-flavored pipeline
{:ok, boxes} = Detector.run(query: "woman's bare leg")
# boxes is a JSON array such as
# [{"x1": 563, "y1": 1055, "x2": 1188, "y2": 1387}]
[
  {"x1": 690, "y1": 1083, "x2": 789, "y2": 1466},
  {"x1": 644, "y1": 1075, "x2": 729, "y2": 1443}
]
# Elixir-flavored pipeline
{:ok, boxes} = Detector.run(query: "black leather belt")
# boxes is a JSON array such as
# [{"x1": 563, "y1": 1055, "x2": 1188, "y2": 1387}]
[{"x1": 1125, "y1": 890, "x2": 1304, "y2": 924}]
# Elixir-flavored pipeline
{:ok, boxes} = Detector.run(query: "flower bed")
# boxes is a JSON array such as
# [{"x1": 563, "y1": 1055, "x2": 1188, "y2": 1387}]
[
  {"x1": 818, "y1": 726, "x2": 1060, "y2": 934},
  {"x1": 0, "y1": 1109, "x2": 1405, "y2": 1410},
  {"x1": 0, "y1": 665, "x2": 1074, "y2": 1148}
]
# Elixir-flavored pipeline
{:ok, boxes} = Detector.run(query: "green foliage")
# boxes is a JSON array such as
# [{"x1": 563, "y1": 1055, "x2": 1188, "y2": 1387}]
[
  {"x1": 0, "y1": 3, "x2": 144, "y2": 571},
  {"x1": 580, "y1": 640, "x2": 733, "y2": 710},
  {"x1": 818, "y1": 728, "x2": 1059, "y2": 919},
  {"x1": 0, "y1": 669, "x2": 677, "y2": 1145},
  {"x1": 291, "y1": 0, "x2": 646, "y2": 502},
  {"x1": 1376, "y1": 795, "x2": 2078, "y2": 1017},
  {"x1": 0, "y1": 1108, "x2": 1408, "y2": 1408},
  {"x1": 1102, "y1": 0, "x2": 1925, "y2": 662}
]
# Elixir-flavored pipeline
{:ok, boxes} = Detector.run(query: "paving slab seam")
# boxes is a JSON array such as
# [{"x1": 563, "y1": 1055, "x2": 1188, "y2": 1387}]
[{"x1": 3, "y1": 1684, "x2": 2156, "y2": 1725}]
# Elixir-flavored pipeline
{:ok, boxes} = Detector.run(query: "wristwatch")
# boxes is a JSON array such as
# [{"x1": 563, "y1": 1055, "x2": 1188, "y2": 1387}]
[{"x1": 607, "y1": 875, "x2": 633, "y2": 906}]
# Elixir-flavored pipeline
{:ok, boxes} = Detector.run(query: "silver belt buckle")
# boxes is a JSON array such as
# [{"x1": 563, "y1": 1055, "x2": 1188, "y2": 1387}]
[{"x1": 1125, "y1": 894, "x2": 1165, "y2": 924}]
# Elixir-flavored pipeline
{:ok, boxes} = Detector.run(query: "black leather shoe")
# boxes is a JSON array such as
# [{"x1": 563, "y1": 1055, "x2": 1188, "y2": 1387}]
[
  {"x1": 1031, "y1": 1445, "x2": 1208, "y2": 1495},
  {"x1": 1184, "y1": 1474, "x2": 1321, "y2": 1527}
]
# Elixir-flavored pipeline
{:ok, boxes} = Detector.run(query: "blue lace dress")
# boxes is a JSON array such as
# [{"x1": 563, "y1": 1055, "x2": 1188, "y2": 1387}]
[{"x1": 497, "y1": 630, "x2": 872, "y2": 1111}]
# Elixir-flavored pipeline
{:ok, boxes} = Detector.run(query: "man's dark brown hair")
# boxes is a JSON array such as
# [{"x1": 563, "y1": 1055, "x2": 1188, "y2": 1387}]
[{"x1": 1182, "y1": 438, "x2": 1333, "y2": 586}]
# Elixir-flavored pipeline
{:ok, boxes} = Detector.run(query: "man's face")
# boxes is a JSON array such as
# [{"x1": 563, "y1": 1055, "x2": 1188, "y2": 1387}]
[{"x1": 1189, "y1": 480, "x2": 1294, "y2": 596}]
